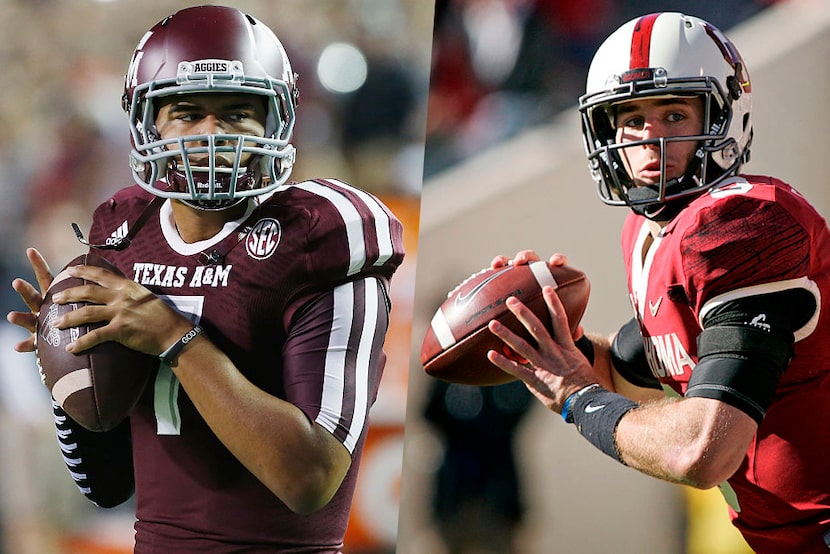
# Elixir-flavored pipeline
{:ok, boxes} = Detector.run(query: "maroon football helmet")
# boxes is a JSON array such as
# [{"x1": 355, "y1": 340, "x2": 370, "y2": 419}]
[{"x1": 122, "y1": 5, "x2": 299, "y2": 210}]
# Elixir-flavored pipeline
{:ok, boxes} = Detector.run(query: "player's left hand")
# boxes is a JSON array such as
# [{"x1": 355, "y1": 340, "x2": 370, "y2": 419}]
[
  {"x1": 489, "y1": 250, "x2": 585, "y2": 341},
  {"x1": 50, "y1": 263, "x2": 193, "y2": 356},
  {"x1": 487, "y1": 283, "x2": 595, "y2": 413},
  {"x1": 490, "y1": 250, "x2": 569, "y2": 270}
]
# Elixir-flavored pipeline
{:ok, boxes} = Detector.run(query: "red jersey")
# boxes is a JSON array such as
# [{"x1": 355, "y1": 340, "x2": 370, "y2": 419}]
[
  {"x1": 86, "y1": 179, "x2": 404, "y2": 552},
  {"x1": 620, "y1": 175, "x2": 830, "y2": 552}
]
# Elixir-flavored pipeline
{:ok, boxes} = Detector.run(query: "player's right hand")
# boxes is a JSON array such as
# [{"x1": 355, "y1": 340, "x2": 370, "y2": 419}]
[{"x1": 6, "y1": 248, "x2": 55, "y2": 352}]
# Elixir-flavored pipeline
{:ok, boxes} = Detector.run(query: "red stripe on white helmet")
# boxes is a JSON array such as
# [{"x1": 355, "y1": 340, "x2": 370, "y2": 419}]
[{"x1": 630, "y1": 13, "x2": 660, "y2": 70}]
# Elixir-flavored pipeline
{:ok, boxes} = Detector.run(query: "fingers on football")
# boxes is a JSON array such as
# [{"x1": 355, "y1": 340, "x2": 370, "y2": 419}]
[
  {"x1": 6, "y1": 309, "x2": 37, "y2": 332},
  {"x1": 57, "y1": 303, "x2": 111, "y2": 331},
  {"x1": 11, "y1": 278, "x2": 43, "y2": 314},
  {"x1": 13, "y1": 337, "x2": 36, "y2": 353},
  {"x1": 5, "y1": 309, "x2": 36, "y2": 352},
  {"x1": 66, "y1": 264, "x2": 123, "y2": 289},
  {"x1": 53, "y1": 282, "x2": 119, "y2": 307},
  {"x1": 505, "y1": 295, "x2": 550, "y2": 342},
  {"x1": 548, "y1": 252, "x2": 569, "y2": 267},
  {"x1": 26, "y1": 248, "x2": 53, "y2": 295},
  {"x1": 489, "y1": 254, "x2": 511, "y2": 269},
  {"x1": 512, "y1": 250, "x2": 541, "y2": 266},
  {"x1": 485, "y1": 328, "x2": 533, "y2": 381},
  {"x1": 488, "y1": 317, "x2": 534, "y2": 367},
  {"x1": 542, "y1": 285, "x2": 575, "y2": 346},
  {"x1": 490, "y1": 296, "x2": 549, "y2": 366},
  {"x1": 65, "y1": 324, "x2": 106, "y2": 354},
  {"x1": 490, "y1": 250, "x2": 547, "y2": 270}
]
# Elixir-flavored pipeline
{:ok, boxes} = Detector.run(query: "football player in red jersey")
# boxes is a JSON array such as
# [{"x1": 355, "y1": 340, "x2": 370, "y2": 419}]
[
  {"x1": 486, "y1": 12, "x2": 830, "y2": 553},
  {"x1": 6, "y1": 5, "x2": 404, "y2": 552}
]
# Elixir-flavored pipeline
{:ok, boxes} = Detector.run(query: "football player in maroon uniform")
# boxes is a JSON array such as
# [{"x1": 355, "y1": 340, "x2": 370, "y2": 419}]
[
  {"x1": 6, "y1": 5, "x2": 404, "y2": 552},
  {"x1": 486, "y1": 12, "x2": 830, "y2": 553}
]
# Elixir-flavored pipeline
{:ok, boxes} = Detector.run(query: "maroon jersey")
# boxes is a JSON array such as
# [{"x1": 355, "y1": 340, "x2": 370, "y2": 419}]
[
  {"x1": 87, "y1": 178, "x2": 404, "y2": 552},
  {"x1": 620, "y1": 175, "x2": 830, "y2": 552}
]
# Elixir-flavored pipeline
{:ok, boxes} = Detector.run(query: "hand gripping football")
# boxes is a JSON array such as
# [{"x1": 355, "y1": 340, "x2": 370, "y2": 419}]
[
  {"x1": 36, "y1": 253, "x2": 155, "y2": 432},
  {"x1": 421, "y1": 261, "x2": 590, "y2": 386}
]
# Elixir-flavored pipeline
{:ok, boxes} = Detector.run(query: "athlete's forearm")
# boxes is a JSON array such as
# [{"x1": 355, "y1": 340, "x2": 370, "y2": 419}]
[
  {"x1": 170, "y1": 334, "x2": 351, "y2": 514},
  {"x1": 614, "y1": 396, "x2": 755, "y2": 488}
]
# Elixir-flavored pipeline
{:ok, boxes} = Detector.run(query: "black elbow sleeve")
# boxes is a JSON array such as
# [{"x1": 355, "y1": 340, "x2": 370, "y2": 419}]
[
  {"x1": 685, "y1": 326, "x2": 793, "y2": 423},
  {"x1": 610, "y1": 318, "x2": 662, "y2": 390}
]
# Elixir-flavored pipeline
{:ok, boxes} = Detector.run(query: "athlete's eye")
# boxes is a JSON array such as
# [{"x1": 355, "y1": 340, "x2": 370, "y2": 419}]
[
  {"x1": 225, "y1": 112, "x2": 248, "y2": 122},
  {"x1": 620, "y1": 115, "x2": 644, "y2": 129}
]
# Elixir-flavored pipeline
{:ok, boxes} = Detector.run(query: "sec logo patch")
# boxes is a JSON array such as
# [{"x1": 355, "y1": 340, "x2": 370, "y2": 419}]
[{"x1": 246, "y1": 218, "x2": 282, "y2": 260}]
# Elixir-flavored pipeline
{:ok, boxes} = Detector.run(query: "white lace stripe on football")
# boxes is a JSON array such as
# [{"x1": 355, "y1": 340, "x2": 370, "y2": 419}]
[
  {"x1": 431, "y1": 309, "x2": 457, "y2": 349},
  {"x1": 52, "y1": 368, "x2": 93, "y2": 407},
  {"x1": 529, "y1": 261, "x2": 558, "y2": 289}
]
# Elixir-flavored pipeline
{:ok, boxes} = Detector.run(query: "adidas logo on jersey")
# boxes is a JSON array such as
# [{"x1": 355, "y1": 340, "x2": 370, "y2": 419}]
[{"x1": 105, "y1": 221, "x2": 129, "y2": 247}]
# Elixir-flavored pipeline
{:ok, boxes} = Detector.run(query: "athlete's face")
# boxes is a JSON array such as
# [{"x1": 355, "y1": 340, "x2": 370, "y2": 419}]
[
  {"x1": 155, "y1": 92, "x2": 267, "y2": 168},
  {"x1": 613, "y1": 96, "x2": 704, "y2": 187}
]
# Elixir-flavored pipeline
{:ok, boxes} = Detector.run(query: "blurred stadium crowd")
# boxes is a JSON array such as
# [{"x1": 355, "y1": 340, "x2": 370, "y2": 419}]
[{"x1": 425, "y1": 0, "x2": 781, "y2": 177}]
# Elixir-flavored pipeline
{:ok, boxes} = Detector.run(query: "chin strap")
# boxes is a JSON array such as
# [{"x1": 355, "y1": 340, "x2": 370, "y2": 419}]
[
  {"x1": 630, "y1": 194, "x2": 693, "y2": 221},
  {"x1": 627, "y1": 154, "x2": 706, "y2": 221},
  {"x1": 72, "y1": 196, "x2": 165, "y2": 251}
]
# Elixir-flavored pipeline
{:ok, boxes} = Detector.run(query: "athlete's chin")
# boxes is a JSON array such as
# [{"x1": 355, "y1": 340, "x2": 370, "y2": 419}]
[
  {"x1": 186, "y1": 158, "x2": 237, "y2": 167},
  {"x1": 632, "y1": 176, "x2": 659, "y2": 188},
  {"x1": 634, "y1": 171, "x2": 684, "y2": 185}
]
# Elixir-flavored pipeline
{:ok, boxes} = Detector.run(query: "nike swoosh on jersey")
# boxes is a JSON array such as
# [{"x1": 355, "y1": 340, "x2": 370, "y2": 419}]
[{"x1": 649, "y1": 297, "x2": 662, "y2": 316}]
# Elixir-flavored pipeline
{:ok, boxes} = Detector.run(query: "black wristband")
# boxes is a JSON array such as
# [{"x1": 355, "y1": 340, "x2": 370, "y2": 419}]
[
  {"x1": 159, "y1": 325, "x2": 204, "y2": 367},
  {"x1": 570, "y1": 386, "x2": 637, "y2": 463},
  {"x1": 574, "y1": 335, "x2": 595, "y2": 366}
]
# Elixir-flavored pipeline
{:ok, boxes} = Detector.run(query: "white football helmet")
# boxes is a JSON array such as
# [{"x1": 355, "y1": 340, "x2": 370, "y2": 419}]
[
  {"x1": 578, "y1": 12, "x2": 753, "y2": 219},
  {"x1": 122, "y1": 5, "x2": 299, "y2": 210}
]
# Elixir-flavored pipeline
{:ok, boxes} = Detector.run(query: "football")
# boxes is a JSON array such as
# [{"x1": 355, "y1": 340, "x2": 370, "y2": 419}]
[
  {"x1": 421, "y1": 261, "x2": 590, "y2": 386},
  {"x1": 36, "y1": 253, "x2": 155, "y2": 432}
]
